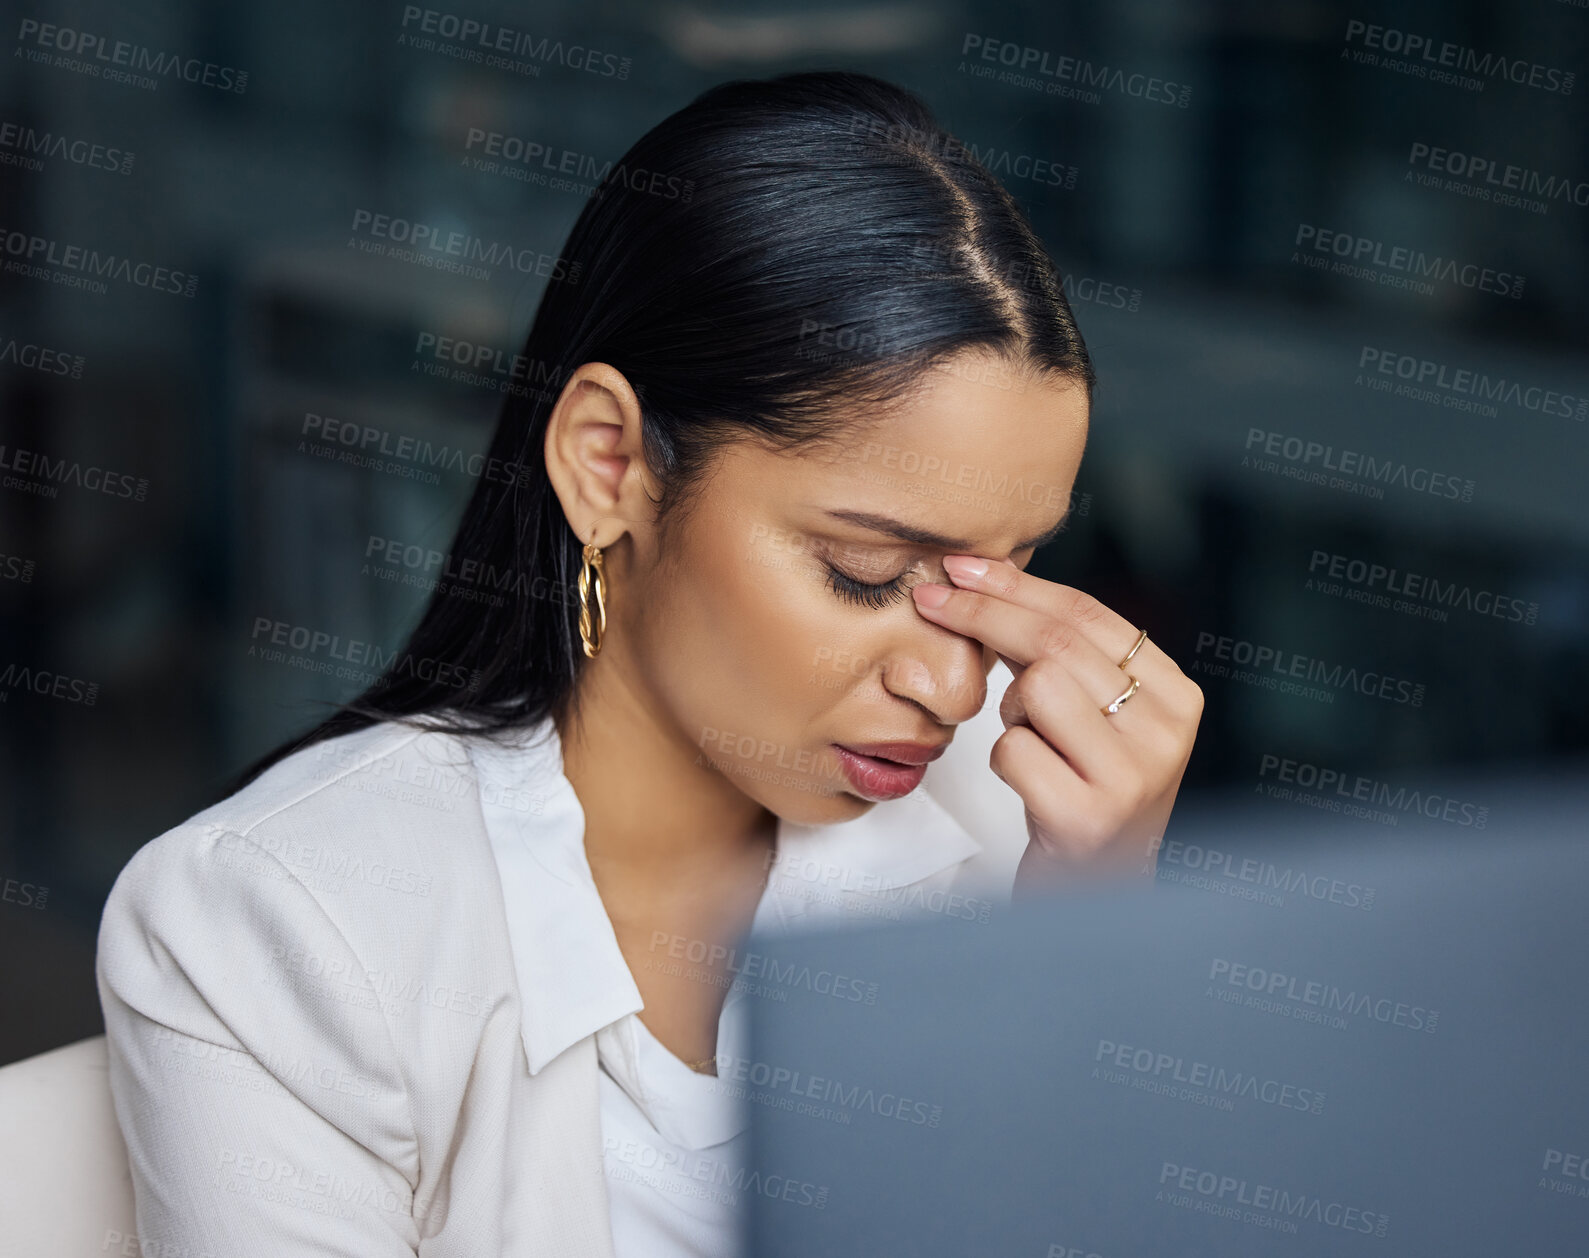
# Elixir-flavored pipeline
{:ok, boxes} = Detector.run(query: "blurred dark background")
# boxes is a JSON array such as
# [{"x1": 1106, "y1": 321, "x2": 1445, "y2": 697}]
[{"x1": 2, "y1": 0, "x2": 1585, "y2": 1065}]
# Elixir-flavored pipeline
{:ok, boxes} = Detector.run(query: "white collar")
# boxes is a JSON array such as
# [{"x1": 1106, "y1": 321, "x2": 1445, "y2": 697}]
[{"x1": 466, "y1": 717, "x2": 983, "y2": 1077}]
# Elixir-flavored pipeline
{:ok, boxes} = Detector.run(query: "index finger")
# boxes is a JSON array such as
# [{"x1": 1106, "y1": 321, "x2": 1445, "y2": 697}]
[
  {"x1": 910, "y1": 575, "x2": 1056, "y2": 672},
  {"x1": 935, "y1": 554, "x2": 1145, "y2": 664}
]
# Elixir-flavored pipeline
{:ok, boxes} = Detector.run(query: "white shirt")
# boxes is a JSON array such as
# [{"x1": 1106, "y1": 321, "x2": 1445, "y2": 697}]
[
  {"x1": 468, "y1": 717, "x2": 992, "y2": 1258},
  {"x1": 94, "y1": 662, "x2": 1027, "y2": 1257}
]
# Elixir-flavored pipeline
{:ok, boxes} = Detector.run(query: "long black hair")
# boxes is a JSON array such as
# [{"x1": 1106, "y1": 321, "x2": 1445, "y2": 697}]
[{"x1": 232, "y1": 68, "x2": 1095, "y2": 792}]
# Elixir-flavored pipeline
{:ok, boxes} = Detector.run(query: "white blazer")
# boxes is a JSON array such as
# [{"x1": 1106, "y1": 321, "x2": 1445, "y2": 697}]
[{"x1": 95, "y1": 663, "x2": 1028, "y2": 1257}]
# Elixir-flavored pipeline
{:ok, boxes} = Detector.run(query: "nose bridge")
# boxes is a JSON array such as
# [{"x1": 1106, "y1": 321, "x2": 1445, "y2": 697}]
[{"x1": 883, "y1": 618, "x2": 988, "y2": 725}]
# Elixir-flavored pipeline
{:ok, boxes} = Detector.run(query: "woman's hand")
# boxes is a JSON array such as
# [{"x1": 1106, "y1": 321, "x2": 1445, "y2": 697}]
[{"x1": 912, "y1": 555, "x2": 1203, "y2": 892}]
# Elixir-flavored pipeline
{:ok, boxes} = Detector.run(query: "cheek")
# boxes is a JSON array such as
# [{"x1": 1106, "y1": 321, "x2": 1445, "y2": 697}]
[
  {"x1": 731, "y1": 552, "x2": 914, "y2": 703},
  {"x1": 651, "y1": 541, "x2": 859, "y2": 724},
  {"x1": 718, "y1": 548, "x2": 842, "y2": 704}
]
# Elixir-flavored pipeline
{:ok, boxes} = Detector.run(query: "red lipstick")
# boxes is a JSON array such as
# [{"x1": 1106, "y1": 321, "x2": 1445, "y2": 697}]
[{"x1": 830, "y1": 741, "x2": 948, "y2": 801}]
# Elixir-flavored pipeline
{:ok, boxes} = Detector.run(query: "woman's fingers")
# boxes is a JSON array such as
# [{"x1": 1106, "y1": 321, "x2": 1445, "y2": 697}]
[
  {"x1": 922, "y1": 554, "x2": 1204, "y2": 729},
  {"x1": 909, "y1": 552, "x2": 1205, "y2": 878},
  {"x1": 912, "y1": 570, "x2": 1143, "y2": 715}
]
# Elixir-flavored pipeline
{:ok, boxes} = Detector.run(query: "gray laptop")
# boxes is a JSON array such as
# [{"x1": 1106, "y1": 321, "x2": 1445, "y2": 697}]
[{"x1": 740, "y1": 769, "x2": 1589, "y2": 1256}]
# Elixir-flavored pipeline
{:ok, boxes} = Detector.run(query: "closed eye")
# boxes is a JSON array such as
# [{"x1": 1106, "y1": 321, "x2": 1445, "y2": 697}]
[{"x1": 823, "y1": 563, "x2": 912, "y2": 610}]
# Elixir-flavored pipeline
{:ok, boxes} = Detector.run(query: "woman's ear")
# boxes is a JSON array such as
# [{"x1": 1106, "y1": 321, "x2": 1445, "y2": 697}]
[{"x1": 542, "y1": 362, "x2": 656, "y2": 547}]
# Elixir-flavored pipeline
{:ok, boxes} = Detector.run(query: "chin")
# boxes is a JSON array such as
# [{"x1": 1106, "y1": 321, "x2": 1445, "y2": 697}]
[{"x1": 758, "y1": 782, "x2": 876, "y2": 827}]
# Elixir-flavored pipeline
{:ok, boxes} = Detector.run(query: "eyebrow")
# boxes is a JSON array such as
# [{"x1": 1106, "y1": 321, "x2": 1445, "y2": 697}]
[{"x1": 823, "y1": 507, "x2": 1071, "y2": 554}]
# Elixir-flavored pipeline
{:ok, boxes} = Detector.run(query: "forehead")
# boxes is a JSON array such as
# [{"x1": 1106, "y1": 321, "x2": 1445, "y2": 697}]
[{"x1": 749, "y1": 353, "x2": 1089, "y2": 550}]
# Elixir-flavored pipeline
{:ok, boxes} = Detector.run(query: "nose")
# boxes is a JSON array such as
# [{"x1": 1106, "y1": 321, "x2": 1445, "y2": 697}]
[{"x1": 881, "y1": 619, "x2": 991, "y2": 726}]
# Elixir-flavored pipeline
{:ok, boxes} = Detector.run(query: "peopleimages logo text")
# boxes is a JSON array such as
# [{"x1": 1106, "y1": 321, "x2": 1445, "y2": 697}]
[
  {"x1": 1154, "y1": 838, "x2": 1377, "y2": 909},
  {"x1": 1193, "y1": 631, "x2": 1426, "y2": 707},
  {"x1": 1208, "y1": 958, "x2": 1439, "y2": 1032},
  {"x1": 462, "y1": 129, "x2": 692, "y2": 201},
  {"x1": 1343, "y1": 19, "x2": 1574, "y2": 94},
  {"x1": 961, "y1": 35, "x2": 1192, "y2": 107},
  {"x1": 1095, "y1": 1040, "x2": 1326, "y2": 1114},
  {"x1": 300, "y1": 412, "x2": 530, "y2": 486},
  {"x1": 0, "y1": 121, "x2": 133, "y2": 174},
  {"x1": 0, "y1": 226, "x2": 197, "y2": 296},
  {"x1": 14, "y1": 19, "x2": 249, "y2": 93},
  {"x1": 0, "y1": 331, "x2": 84, "y2": 378},
  {"x1": 1257, "y1": 754, "x2": 1489, "y2": 828},
  {"x1": 1294, "y1": 224, "x2": 1523, "y2": 299},
  {"x1": 648, "y1": 932, "x2": 878, "y2": 1004},
  {"x1": 1308, "y1": 549, "x2": 1538, "y2": 626},
  {"x1": 1358, "y1": 346, "x2": 1585, "y2": 421},
  {"x1": 248, "y1": 617, "x2": 477, "y2": 692},
  {"x1": 711, "y1": 1052, "x2": 943, "y2": 1127},
  {"x1": 398, "y1": 7, "x2": 630, "y2": 78},
  {"x1": 1244, "y1": 427, "x2": 1475, "y2": 502},
  {"x1": 350, "y1": 210, "x2": 579, "y2": 283},
  {"x1": 0, "y1": 444, "x2": 148, "y2": 499},
  {"x1": 1407, "y1": 142, "x2": 1589, "y2": 212},
  {"x1": 1159, "y1": 1162, "x2": 1390, "y2": 1237}
]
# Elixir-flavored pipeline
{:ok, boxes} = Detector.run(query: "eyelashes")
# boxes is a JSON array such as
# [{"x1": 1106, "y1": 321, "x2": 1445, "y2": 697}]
[
  {"x1": 823, "y1": 561, "x2": 913, "y2": 610},
  {"x1": 816, "y1": 543, "x2": 1041, "y2": 610}
]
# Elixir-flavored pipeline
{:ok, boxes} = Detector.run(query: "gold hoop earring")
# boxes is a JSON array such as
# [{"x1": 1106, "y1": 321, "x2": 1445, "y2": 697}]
[{"x1": 577, "y1": 541, "x2": 607, "y2": 658}]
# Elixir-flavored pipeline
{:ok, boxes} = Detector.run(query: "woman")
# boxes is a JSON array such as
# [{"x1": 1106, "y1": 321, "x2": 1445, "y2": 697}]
[{"x1": 96, "y1": 70, "x2": 1202, "y2": 1256}]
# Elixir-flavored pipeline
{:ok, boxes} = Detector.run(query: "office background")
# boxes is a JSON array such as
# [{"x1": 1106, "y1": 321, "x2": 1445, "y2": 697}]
[{"x1": 2, "y1": 0, "x2": 1585, "y2": 1064}]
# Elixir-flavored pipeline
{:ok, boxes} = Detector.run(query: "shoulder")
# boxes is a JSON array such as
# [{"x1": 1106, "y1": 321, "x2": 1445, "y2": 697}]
[
  {"x1": 97, "y1": 720, "x2": 518, "y2": 1052},
  {"x1": 103, "y1": 721, "x2": 491, "y2": 926}
]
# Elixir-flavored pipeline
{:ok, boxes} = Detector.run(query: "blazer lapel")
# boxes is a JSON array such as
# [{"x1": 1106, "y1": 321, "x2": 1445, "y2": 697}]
[{"x1": 509, "y1": 1033, "x2": 618, "y2": 1258}]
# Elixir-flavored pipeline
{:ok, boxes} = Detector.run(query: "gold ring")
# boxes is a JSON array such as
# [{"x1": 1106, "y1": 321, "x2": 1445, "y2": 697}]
[
  {"x1": 1118, "y1": 628, "x2": 1148, "y2": 668},
  {"x1": 1102, "y1": 673, "x2": 1139, "y2": 716}
]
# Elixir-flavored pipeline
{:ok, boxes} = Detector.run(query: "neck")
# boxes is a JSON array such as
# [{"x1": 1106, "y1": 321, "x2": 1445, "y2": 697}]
[{"x1": 556, "y1": 645, "x2": 776, "y2": 888}]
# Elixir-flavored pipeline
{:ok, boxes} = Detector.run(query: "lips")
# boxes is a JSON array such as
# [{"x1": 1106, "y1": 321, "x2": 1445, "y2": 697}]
[
  {"x1": 830, "y1": 740, "x2": 949, "y2": 801},
  {"x1": 835, "y1": 741, "x2": 949, "y2": 766}
]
